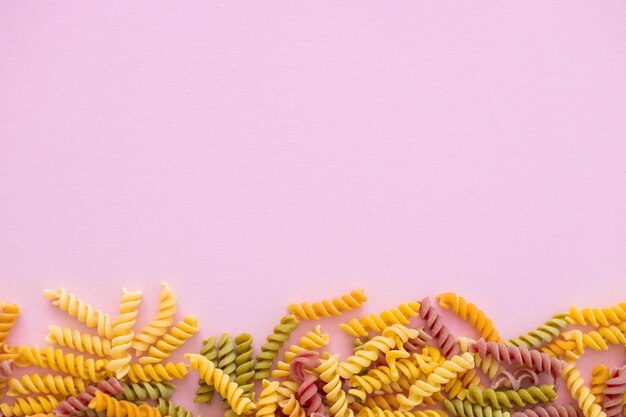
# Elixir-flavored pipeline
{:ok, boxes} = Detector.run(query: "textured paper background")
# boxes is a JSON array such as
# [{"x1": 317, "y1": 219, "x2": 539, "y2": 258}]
[{"x1": 2, "y1": 1, "x2": 626, "y2": 414}]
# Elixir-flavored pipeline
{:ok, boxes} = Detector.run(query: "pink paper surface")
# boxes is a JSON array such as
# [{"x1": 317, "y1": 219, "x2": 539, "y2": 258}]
[{"x1": 2, "y1": 2, "x2": 626, "y2": 414}]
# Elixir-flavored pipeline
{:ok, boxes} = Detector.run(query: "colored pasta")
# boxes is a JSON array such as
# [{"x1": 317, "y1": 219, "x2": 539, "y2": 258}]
[
  {"x1": 132, "y1": 283, "x2": 177, "y2": 355},
  {"x1": 254, "y1": 315, "x2": 300, "y2": 379},
  {"x1": 288, "y1": 289, "x2": 367, "y2": 321},
  {"x1": 437, "y1": 293, "x2": 502, "y2": 342}
]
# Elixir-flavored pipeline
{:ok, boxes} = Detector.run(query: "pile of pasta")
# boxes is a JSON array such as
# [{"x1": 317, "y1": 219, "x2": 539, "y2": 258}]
[{"x1": 0, "y1": 286, "x2": 625, "y2": 417}]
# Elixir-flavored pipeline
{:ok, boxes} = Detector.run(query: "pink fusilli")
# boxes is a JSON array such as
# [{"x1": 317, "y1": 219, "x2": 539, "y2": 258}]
[
  {"x1": 54, "y1": 377, "x2": 124, "y2": 417},
  {"x1": 602, "y1": 365, "x2": 626, "y2": 417},
  {"x1": 291, "y1": 351, "x2": 329, "y2": 417},
  {"x1": 419, "y1": 297, "x2": 460, "y2": 358},
  {"x1": 470, "y1": 339, "x2": 564, "y2": 380},
  {"x1": 512, "y1": 404, "x2": 582, "y2": 417}
]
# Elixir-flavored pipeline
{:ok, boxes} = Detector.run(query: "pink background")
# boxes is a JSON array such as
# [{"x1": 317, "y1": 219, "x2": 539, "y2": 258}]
[{"x1": 2, "y1": 1, "x2": 626, "y2": 413}]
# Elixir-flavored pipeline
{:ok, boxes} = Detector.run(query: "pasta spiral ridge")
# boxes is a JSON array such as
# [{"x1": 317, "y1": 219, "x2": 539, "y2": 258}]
[
  {"x1": 46, "y1": 325, "x2": 111, "y2": 357},
  {"x1": 194, "y1": 337, "x2": 217, "y2": 404},
  {"x1": 601, "y1": 365, "x2": 626, "y2": 417},
  {"x1": 272, "y1": 326, "x2": 329, "y2": 379},
  {"x1": 396, "y1": 352, "x2": 475, "y2": 411},
  {"x1": 43, "y1": 289, "x2": 113, "y2": 339},
  {"x1": 119, "y1": 381, "x2": 175, "y2": 401},
  {"x1": 567, "y1": 303, "x2": 626, "y2": 328},
  {"x1": 356, "y1": 408, "x2": 446, "y2": 417},
  {"x1": 339, "y1": 325, "x2": 418, "y2": 379},
  {"x1": 507, "y1": 314, "x2": 569, "y2": 348},
  {"x1": 470, "y1": 339, "x2": 564, "y2": 380},
  {"x1": 288, "y1": 289, "x2": 367, "y2": 321},
  {"x1": 256, "y1": 379, "x2": 280, "y2": 417},
  {"x1": 340, "y1": 302, "x2": 421, "y2": 338},
  {"x1": 7, "y1": 374, "x2": 86, "y2": 397},
  {"x1": 186, "y1": 353, "x2": 256, "y2": 415},
  {"x1": 89, "y1": 391, "x2": 161, "y2": 417},
  {"x1": 54, "y1": 377, "x2": 124, "y2": 417},
  {"x1": 280, "y1": 395, "x2": 306, "y2": 417},
  {"x1": 133, "y1": 283, "x2": 177, "y2": 355},
  {"x1": 157, "y1": 398, "x2": 200, "y2": 417},
  {"x1": 444, "y1": 399, "x2": 511, "y2": 417},
  {"x1": 234, "y1": 333, "x2": 255, "y2": 397},
  {"x1": 511, "y1": 405, "x2": 583, "y2": 417},
  {"x1": 463, "y1": 385, "x2": 557, "y2": 409},
  {"x1": 437, "y1": 293, "x2": 502, "y2": 342},
  {"x1": 458, "y1": 337, "x2": 504, "y2": 380},
  {"x1": 589, "y1": 364, "x2": 610, "y2": 405},
  {"x1": 420, "y1": 297, "x2": 461, "y2": 358},
  {"x1": 317, "y1": 355, "x2": 353, "y2": 417},
  {"x1": 126, "y1": 362, "x2": 189, "y2": 382},
  {"x1": 290, "y1": 351, "x2": 328, "y2": 417},
  {"x1": 140, "y1": 315, "x2": 199, "y2": 364},
  {"x1": 18, "y1": 346, "x2": 105, "y2": 382},
  {"x1": 157, "y1": 399, "x2": 198, "y2": 417},
  {"x1": 562, "y1": 359, "x2": 606, "y2": 417},
  {"x1": 0, "y1": 395, "x2": 58, "y2": 417},
  {"x1": 0, "y1": 304, "x2": 20, "y2": 346},
  {"x1": 107, "y1": 288, "x2": 142, "y2": 378},
  {"x1": 254, "y1": 315, "x2": 300, "y2": 379}
]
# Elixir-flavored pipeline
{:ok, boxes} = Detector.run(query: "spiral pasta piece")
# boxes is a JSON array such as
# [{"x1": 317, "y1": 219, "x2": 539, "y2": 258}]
[
  {"x1": 194, "y1": 336, "x2": 217, "y2": 404},
  {"x1": 339, "y1": 325, "x2": 418, "y2": 379},
  {"x1": 276, "y1": 380, "x2": 300, "y2": 402},
  {"x1": 288, "y1": 289, "x2": 367, "y2": 321},
  {"x1": 356, "y1": 408, "x2": 445, "y2": 417},
  {"x1": 156, "y1": 399, "x2": 197, "y2": 417},
  {"x1": 43, "y1": 289, "x2": 113, "y2": 339},
  {"x1": 508, "y1": 314, "x2": 569, "y2": 348},
  {"x1": 140, "y1": 315, "x2": 199, "y2": 365},
  {"x1": 46, "y1": 326, "x2": 111, "y2": 357},
  {"x1": 458, "y1": 337, "x2": 504, "y2": 380},
  {"x1": 256, "y1": 379, "x2": 279, "y2": 417},
  {"x1": 254, "y1": 315, "x2": 300, "y2": 379},
  {"x1": 7, "y1": 374, "x2": 86, "y2": 397},
  {"x1": 590, "y1": 364, "x2": 610, "y2": 405},
  {"x1": 340, "y1": 302, "x2": 421, "y2": 338},
  {"x1": 54, "y1": 377, "x2": 124, "y2": 417},
  {"x1": 234, "y1": 333, "x2": 255, "y2": 398},
  {"x1": 463, "y1": 385, "x2": 557, "y2": 409},
  {"x1": 18, "y1": 346, "x2": 105, "y2": 382},
  {"x1": 444, "y1": 400, "x2": 511, "y2": 417},
  {"x1": 89, "y1": 391, "x2": 161, "y2": 417},
  {"x1": 132, "y1": 283, "x2": 177, "y2": 355},
  {"x1": 272, "y1": 326, "x2": 330, "y2": 379},
  {"x1": 0, "y1": 304, "x2": 20, "y2": 346},
  {"x1": 290, "y1": 351, "x2": 328, "y2": 417},
  {"x1": 539, "y1": 336, "x2": 580, "y2": 360},
  {"x1": 186, "y1": 353, "x2": 256, "y2": 415},
  {"x1": 126, "y1": 362, "x2": 189, "y2": 382},
  {"x1": 568, "y1": 303, "x2": 626, "y2": 328},
  {"x1": 511, "y1": 404, "x2": 583, "y2": 417},
  {"x1": 349, "y1": 358, "x2": 421, "y2": 402},
  {"x1": 437, "y1": 293, "x2": 502, "y2": 342},
  {"x1": 601, "y1": 365, "x2": 626, "y2": 417},
  {"x1": 445, "y1": 367, "x2": 482, "y2": 400},
  {"x1": 562, "y1": 359, "x2": 605, "y2": 417},
  {"x1": 317, "y1": 355, "x2": 353, "y2": 417},
  {"x1": 0, "y1": 395, "x2": 58, "y2": 417},
  {"x1": 396, "y1": 352, "x2": 475, "y2": 411},
  {"x1": 470, "y1": 339, "x2": 564, "y2": 380},
  {"x1": 420, "y1": 297, "x2": 461, "y2": 358},
  {"x1": 107, "y1": 288, "x2": 142, "y2": 378},
  {"x1": 119, "y1": 381, "x2": 175, "y2": 401},
  {"x1": 280, "y1": 394, "x2": 306, "y2": 417}
]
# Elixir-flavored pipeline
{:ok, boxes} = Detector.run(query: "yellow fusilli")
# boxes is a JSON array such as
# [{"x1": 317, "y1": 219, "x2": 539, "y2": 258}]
[
  {"x1": 133, "y1": 283, "x2": 177, "y2": 355},
  {"x1": 288, "y1": 288, "x2": 368, "y2": 321},
  {"x1": 139, "y1": 315, "x2": 199, "y2": 364}
]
